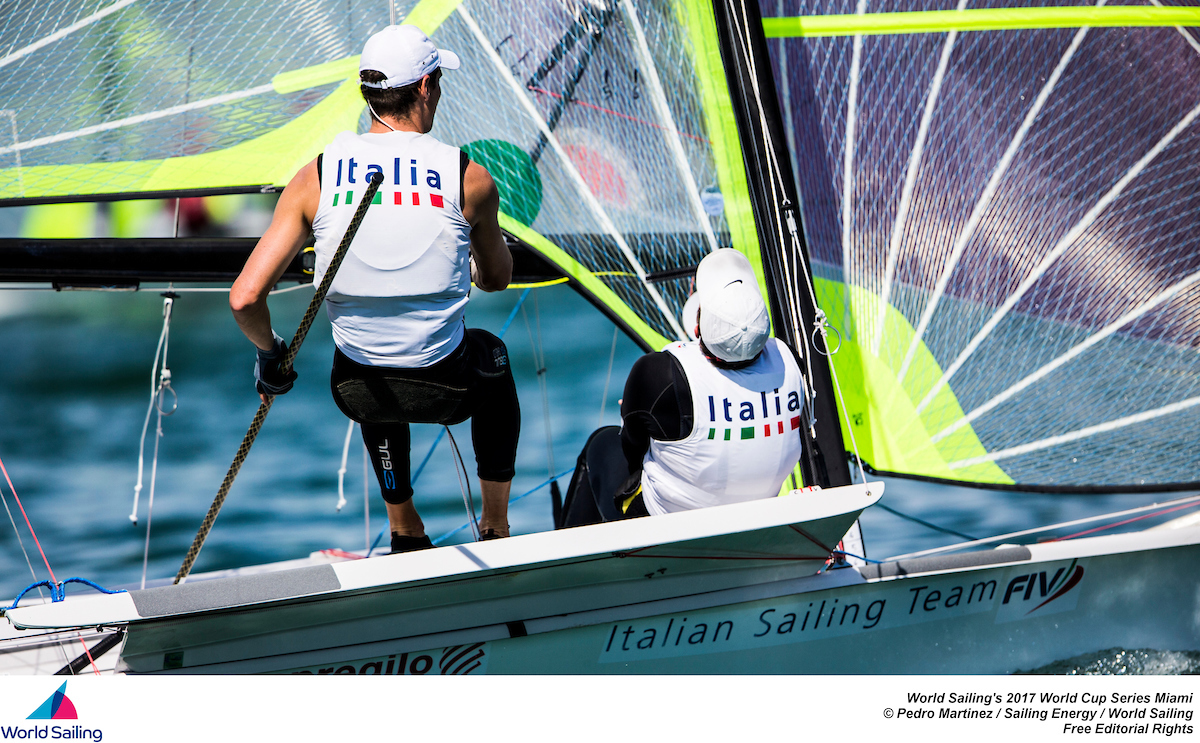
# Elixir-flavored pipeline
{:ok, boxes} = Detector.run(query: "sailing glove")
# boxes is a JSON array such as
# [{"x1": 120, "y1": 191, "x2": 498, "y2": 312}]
[{"x1": 254, "y1": 330, "x2": 297, "y2": 396}]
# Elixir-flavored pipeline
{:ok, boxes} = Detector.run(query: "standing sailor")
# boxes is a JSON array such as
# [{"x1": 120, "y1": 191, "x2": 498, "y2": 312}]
[
  {"x1": 230, "y1": 25, "x2": 519, "y2": 552},
  {"x1": 560, "y1": 249, "x2": 804, "y2": 524}
]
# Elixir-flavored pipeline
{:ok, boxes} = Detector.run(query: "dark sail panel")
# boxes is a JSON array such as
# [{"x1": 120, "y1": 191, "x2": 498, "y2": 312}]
[{"x1": 764, "y1": 1, "x2": 1200, "y2": 490}]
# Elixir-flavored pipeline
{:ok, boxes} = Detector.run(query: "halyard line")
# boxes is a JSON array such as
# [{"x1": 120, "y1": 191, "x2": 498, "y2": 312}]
[
  {"x1": 0, "y1": 0, "x2": 141, "y2": 71},
  {"x1": 841, "y1": 0, "x2": 868, "y2": 339},
  {"x1": 456, "y1": 4, "x2": 686, "y2": 340},
  {"x1": 948, "y1": 396, "x2": 1200, "y2": 469},
  {"x1": 872, "y1": 0, "x2": 967, "y2": 358},
  {"x1": 619, "y1": 0, "x2": 719, "y2": 253},
  {"x1": 777, "y1": 0, "x2": 803, "y2": 208},
  {"x1": 0, "y1": 85, "x2": 274, "y2": 157},
  {"x1": 895, "y1": 8, "x2": 1100, "y2": 385},
  {"x1": 932, "y1": 270, "x2": 1200, "y2": 443},
  {"x1": 916, "y1": 98, "x2": 1200, "y2": 415}
]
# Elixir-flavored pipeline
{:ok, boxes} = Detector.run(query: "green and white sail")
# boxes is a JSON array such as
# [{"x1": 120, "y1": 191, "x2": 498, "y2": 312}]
[
  {"x1": 0, "y1": 0, "x2": 769, "y2": 352},
  {"x1": 763, "y1": 0, "x2": 1200, "y2": 490}
]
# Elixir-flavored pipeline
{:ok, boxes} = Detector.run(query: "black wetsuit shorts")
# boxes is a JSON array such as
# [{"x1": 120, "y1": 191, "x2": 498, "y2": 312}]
[{"x1": 330, "y1": 328, "x2": 520, "y2": 504}]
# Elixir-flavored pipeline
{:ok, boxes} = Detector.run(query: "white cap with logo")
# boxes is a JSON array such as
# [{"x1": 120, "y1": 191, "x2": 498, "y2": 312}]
[
  {"x1": 680, "y1": 249, "x2": 771, "y2": 363},
  {"x1": 359, "y1": 25, "x2": 461, "y2": 89}
]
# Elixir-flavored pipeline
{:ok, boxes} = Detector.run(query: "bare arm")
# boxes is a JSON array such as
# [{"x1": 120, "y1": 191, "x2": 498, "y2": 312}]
[
  {"x1": 461, "y1": 160, "x2": 512, "y2": 292},
  {"x1": 229, "y1": 159, "x2": 320, "y2": 350}
]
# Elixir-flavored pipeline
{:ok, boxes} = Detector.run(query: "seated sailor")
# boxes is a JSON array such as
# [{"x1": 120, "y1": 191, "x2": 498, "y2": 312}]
[{"x1": 558, "y1": 249, "x2": 806, "y2": 526}]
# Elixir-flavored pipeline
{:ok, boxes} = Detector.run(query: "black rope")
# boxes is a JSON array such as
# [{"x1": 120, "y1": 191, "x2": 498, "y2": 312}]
[{"x1": 875, "y1": 502, "x2": 978, "y2": 542}]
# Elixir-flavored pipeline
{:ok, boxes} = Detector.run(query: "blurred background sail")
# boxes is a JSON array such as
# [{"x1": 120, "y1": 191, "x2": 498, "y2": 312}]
[
  {"x1": 0, "y1": 0, "x2": 770, "y2": 349},
  {"x1": 761, "y1": 0, "x2": 1200, "y2": 490}
]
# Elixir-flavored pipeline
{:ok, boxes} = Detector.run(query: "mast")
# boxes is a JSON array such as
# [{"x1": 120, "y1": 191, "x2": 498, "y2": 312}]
[{"x1": 710, "y1": 0, "x2": 852, "y2": 488}]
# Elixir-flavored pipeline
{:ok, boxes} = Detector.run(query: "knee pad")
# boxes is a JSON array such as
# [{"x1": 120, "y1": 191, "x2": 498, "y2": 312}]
[{"x1": 465, "y1": 329, "x2": 512, "y2": 379}]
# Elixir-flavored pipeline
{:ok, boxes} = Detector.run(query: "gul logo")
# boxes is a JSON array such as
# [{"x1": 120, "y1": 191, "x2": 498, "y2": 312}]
[
  {"x1": 377, "y1": 438, "x2": 395, "y2": 490},
  {"x1": 1002, "y1": 560, "x2": 1085, "y2": 615},
  {"x1": 2, "y1": 681, "x2": 102, "y2": 740}
]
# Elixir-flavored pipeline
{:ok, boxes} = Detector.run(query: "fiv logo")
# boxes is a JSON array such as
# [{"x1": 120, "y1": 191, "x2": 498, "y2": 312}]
[{"x1": 995, "y1": 559, "x2": 1086, "y2": 624}]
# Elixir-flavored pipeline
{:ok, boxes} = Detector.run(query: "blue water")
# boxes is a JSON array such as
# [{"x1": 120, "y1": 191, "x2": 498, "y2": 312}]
[{"x1": 0, "y1": 282, "x2": 1189, "y2": 608}]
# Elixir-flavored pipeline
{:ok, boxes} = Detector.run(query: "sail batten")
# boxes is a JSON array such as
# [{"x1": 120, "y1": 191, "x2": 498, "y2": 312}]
[
  {"x1": 949, "y1": 396, "x2": 1200, "y2": 470},
  {"x1": 915, "y1": 95, "x2": 1200, "y2": 415},
  {"x1": 764, "y1": 6, "x2": 1200, "y2": 38},
  {"x1": 933, "y1": 271, "x2": 1200, "y2": 443},
  {"x1": 898, "y1": 15, "x2": 1092, "y2": 387}
]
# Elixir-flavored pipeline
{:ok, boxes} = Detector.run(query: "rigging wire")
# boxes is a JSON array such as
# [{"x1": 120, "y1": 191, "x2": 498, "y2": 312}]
[
  {"x1": 731, "y1": 0, "x2": 869, "y2": 488},
  {"x1": 363, "y1": 440, "x2": 370, "y2": 552},
  {"x1": 874, "y1": 502, "x2": 978, "y2": 542},
  {"x1": 0, "y1": 462, "x2": 41, "y2": 585},
  {"x1": 444, "y1": 426, "x2": 479, "y2": 541},
  {"x1": 0, "y1": 453, "x2": 97, "y2": 673},
  {"x1": 433, "y1": 467, "x2": 575, "y2": 545},
  {"x1": 522, "y1": 293, "x2": 558, "y2": 488},
  {"x1": 598, "y1": 326, "x2": 619, "y2": 427},
  {"x1": 888, "y1": 493, "x2": 1200, "y2": 562},
  {"x1": 0, "y1": 453, "x2": 56, "y2": 584}
]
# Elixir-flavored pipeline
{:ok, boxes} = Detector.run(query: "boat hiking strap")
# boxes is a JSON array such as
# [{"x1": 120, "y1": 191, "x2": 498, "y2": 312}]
[{"x1": 174, "y1": 172, "x2": 385, "y2": 585}]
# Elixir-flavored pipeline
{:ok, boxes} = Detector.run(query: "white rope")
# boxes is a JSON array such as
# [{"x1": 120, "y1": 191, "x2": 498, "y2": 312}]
[
  {"x1": 135, "y1": 295, "x2": 178, "y2": 589},
  {"x1": 130, "y1": 294, "x2": 178, "y2": 524},
  {"x1": 335, "y1": 419, "x2": 355, "y2": 511}
]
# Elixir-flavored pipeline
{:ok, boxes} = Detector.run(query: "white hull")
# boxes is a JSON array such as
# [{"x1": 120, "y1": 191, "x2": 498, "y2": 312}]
[{"x1": 4, "y1": 484, "x2": 1199, "y2": 675}]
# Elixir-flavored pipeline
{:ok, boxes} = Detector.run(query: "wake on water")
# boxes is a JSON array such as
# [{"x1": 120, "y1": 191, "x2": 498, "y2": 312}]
[{"x1": 1019, "y1": 649, "x2": 1200, "y2": 675}]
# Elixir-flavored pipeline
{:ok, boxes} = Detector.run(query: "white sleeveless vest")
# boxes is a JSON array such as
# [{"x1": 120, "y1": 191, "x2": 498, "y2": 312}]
[
  {"x1": 311, "y1": 130, "x2": 471, "y2": 367},
  {"x1": 640, "y1": 339, "x2": 806, "y2": 515}
]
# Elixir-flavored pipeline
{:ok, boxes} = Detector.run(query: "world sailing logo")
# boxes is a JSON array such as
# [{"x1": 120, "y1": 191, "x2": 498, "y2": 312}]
[
  {"x1": 27, "y1": 682, "x2": 76, "y2": 720},
  {"x1": 1, "y1": 681, "x2": 102, "y2": 741}
]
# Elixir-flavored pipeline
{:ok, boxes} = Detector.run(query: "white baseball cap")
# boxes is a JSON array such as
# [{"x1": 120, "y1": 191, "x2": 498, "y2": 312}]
[
  {"x1": 359, "y1": 25, "x2": 461, "y2": 89},
  {"x1": 681, "y1": 249, "x2": 771, "y2": 363}
]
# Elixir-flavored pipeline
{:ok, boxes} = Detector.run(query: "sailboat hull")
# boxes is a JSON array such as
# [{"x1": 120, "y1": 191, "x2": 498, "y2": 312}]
[
  {"x1": 248, "y1": 529, "x2": 1200, "y2": 675},
  {"x1": 5, "y1": 486, "x2": 1198, "y2": 675}
]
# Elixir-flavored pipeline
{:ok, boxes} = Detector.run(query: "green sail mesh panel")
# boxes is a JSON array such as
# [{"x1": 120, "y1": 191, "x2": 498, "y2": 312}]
[
  {"x1": 764, "y1": 0, "x2": 1200, "y2": 489},
  {"x1": 0, "y1": 0, "x2": 755, "y2": 348}
]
